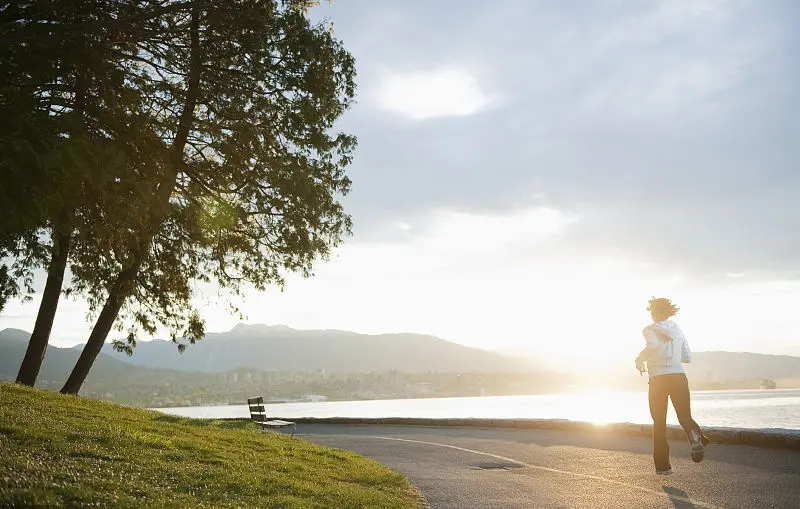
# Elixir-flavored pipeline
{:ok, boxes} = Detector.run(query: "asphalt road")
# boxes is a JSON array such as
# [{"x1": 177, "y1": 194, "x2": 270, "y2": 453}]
[{"x1": 301, "y1": 424, "x2": 800, "y2": 509}]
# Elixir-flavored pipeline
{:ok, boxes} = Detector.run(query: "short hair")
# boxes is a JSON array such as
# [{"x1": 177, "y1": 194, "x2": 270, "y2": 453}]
[{"x1": 647, "y1": 297, "x2": 679, "y2": 321}]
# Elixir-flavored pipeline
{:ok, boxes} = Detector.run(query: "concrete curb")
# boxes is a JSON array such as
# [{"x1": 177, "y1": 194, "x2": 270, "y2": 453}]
[{"x1": 260, "y1": 417, "x2": 800, "y2": 452}]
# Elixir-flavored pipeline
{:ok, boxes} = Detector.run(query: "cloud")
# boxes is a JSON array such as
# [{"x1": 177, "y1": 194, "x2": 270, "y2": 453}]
[
  {"x1": 3, "y1": 0, "x2": 800, "y2": 356},
  {"x1": 213, "y1": 207, "x2": 800, "y2": 360},
  {"x1": 5, "y1": 206, "x2": 798, "y2": 358},
  {"x1": 318, "y1": 0, "x2": 800, "y2": 279},
  {"x1": 383, "y1": 206, "x2": 576, "y2": 268},
  {"x1": 374, "y1": 68, "x2": 495, "y2": 120}
]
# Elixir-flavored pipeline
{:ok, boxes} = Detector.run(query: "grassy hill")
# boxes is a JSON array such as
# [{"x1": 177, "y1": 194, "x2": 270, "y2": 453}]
[{"x1": 0, "y1": 383, "x2": 420, "y2": 508}]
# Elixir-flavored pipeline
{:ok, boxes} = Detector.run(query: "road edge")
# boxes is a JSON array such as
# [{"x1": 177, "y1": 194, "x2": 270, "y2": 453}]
[
  {"x1": 410, "y1": 482, "x2": 432, "y2": 509},
  {"x1": 268, "y1": 417, "x2": 800, "y2": 451}
]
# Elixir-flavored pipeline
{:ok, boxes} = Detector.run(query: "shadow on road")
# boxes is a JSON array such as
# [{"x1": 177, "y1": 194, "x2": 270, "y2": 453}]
[{"x1": 663, "y1": 486, "x2": 700, "y2": 509}]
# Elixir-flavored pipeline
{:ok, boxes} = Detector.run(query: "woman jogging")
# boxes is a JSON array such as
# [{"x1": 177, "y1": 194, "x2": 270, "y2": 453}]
[{"x1": 636, "y1": 297, "x2": 709, "y2": 475}]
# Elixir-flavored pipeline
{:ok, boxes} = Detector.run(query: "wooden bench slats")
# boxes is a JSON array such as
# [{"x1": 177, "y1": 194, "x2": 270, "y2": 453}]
[{"x1": 247, "y1": 396, "x2": 296, "y2": 436}]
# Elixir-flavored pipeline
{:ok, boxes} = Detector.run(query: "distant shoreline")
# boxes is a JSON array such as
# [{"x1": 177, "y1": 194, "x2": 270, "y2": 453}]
[
  {"x1": 153, "y1": 388, "x2": 800, "y2": 430},
  {"x1": 148, "y1": 386, "x2": 800, "y2": 410}
]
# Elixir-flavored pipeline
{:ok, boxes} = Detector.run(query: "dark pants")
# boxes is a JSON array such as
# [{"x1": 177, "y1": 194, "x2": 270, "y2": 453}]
[{"x1": 648, "y1": 373, "x2": 704, "y2": 471}]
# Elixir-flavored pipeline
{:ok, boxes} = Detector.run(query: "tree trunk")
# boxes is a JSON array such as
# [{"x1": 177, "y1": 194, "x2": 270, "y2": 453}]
[
  {"x1": 15, "y1": 230, "x2": 71, "y2": 386},
  {"x1": 16, "y1": 57, "x2": 90, "y2": 386},
  {"x1": 60, "y1": 261, "x2": 141, "y2": 394},
  {"x1": 60, "y1": 2, "x2": 202, "y2": 395}
]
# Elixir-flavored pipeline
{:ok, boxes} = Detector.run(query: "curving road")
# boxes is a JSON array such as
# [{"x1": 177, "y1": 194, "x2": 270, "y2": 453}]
[{"x1": 301, "y1": 424, "x2": 800, "y2": 509}]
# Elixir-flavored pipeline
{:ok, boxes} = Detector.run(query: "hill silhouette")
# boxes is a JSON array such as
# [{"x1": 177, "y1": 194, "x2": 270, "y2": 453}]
[
  {"x1": 0, "y1": 328, "x2": 189, "y2": 385},
  {"x1": 3, "y1": 326, "x2": 799, "y2": 382},
  {"x1": 684, "y1": 351, "x2": 800, "y2": 381},
  {"x1": 95, "y1": 324, "x2": 540, "y2": 373},
  {"x1": 1, "y1": 325, "x2": 539, "y2": 378}
]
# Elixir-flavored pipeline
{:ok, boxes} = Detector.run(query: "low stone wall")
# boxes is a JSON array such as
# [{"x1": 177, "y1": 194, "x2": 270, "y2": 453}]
[{"x1": 266, "y1": 416, "x2": 800, "y2": 451}]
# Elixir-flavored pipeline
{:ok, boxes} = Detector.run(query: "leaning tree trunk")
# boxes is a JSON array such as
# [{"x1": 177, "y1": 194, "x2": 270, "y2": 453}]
[
  {"x1": 59, "y1": 261, "x2": 141, "y2": 394},
  {"x1": 16, "y1": 62, "x2": 90, "y2": 386},
  {"x1": 15, "y1": 229, "x2": 71, "y2": 386},
  {"x1": 60, "y1": 2, "x2": 202, "y2": 395}
]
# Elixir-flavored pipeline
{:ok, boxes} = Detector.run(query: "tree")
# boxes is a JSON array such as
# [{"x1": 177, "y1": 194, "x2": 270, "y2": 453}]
[
  {"x1": 59, "y1": 0, "x2": 356, "y2": 394},
  {"x1": 1, "y1": 1, "x2": 172, "y2": 385}
]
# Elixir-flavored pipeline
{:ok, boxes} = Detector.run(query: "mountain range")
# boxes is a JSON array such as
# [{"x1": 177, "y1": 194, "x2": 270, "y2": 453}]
[
  {"x1": 2, "y1": 325, "x2": 799, "y2": 384},
  {"x1": 0, "y1": 328, "x2": 187, "y2": 386},
  {"x1": 683, "y1": 351, "x2": 800, "y2": 381},
  {"x1": 0, "y1": 325, "x2": 539, "y2": 380},
  {"x1": 96, "y1": 324, "x2": 540, "y2": 373}
]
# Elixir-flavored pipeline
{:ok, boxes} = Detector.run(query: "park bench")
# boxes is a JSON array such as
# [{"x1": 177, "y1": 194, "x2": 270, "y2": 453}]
[{"x1": 247, "y1": 396, "x2": 296, "y2": 436}]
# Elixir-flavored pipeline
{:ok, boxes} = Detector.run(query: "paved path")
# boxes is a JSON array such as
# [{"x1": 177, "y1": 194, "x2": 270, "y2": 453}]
[{"x1": 301, "y1": 424, "x2": 800, "y2": 509}]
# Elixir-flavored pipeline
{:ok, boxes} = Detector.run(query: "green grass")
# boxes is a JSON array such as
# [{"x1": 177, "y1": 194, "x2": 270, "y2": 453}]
[{"x1": 0, "y1": 383, "x2": 421, "y2": 508}]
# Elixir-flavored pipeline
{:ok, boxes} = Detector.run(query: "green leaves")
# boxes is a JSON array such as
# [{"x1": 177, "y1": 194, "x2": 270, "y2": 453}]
[
  {"x1": 107, "y1": 0, "x2": 359, "y2": 347},
  {"x1": 4, "y1": 1, "x2": 358, "y2": 382}
]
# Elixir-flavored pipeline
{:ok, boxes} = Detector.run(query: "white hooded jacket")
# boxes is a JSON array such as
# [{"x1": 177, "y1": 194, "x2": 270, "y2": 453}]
[{"x1": 636, "y1": 319, "x2": 692, "y2": 377}]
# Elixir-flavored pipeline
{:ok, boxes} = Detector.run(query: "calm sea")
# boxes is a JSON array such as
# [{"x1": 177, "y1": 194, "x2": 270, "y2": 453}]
[{"x1": 155, "y1": 389, "x2": 800, "y2": 430}]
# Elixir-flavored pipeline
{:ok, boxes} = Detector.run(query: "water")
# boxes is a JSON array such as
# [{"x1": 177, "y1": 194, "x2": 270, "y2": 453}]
[{"x1": 155, "y1": 389, "x2": 800, "y2": 430}]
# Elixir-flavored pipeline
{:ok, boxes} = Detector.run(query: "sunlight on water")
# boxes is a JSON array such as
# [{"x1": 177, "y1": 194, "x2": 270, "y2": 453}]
[{"x1": 157, "y1": 389, "x2": 800, "y2": 430}]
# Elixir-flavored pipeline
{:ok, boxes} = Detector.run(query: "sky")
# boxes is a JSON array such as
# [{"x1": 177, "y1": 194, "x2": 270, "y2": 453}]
[{"x1": 1, "y1": 0, "x2": 799, "y2": 368}]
